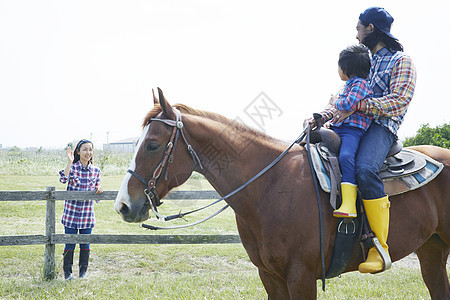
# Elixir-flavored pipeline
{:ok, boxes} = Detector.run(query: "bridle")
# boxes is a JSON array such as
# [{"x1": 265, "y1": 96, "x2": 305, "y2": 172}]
[{"x1": 127, "y1": 109, "x2": 203, "y2": 220}]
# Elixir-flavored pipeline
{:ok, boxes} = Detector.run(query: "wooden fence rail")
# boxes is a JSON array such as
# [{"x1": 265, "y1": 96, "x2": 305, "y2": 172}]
[{"x1": 0, "y1": 187, "x2": 241, "y2": 280}]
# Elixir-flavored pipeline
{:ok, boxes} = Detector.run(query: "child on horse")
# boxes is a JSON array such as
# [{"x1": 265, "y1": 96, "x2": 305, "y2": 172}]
[{"x1": 315, "y1": 44, "x2": 373, "y2": 218}]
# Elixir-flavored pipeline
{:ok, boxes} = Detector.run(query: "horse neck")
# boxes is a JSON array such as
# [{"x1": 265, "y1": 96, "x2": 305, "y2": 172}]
[{"x1": 185, "y1": 114, "x2": 288, "y2": 208}]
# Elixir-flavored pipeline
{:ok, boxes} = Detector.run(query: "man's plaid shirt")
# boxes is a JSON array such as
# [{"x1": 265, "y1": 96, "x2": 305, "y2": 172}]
[
  {"x1": 364, "y1": 47, "x2": 417, "y2": 136},
  {"x1": 59, "y1": 161, "x2": 101, "y2": 229}
]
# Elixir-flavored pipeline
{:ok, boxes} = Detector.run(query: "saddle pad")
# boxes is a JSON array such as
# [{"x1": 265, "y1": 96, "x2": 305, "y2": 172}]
[
  {"x1": 383, "y1": 148, "x2": 444, "y2": 196},
  {"x1": 310, "y1": 145, "x2": 332, "y2": 193},
  {"x1": 310, "y1": 146, "x2": 444, "y2": 196}
]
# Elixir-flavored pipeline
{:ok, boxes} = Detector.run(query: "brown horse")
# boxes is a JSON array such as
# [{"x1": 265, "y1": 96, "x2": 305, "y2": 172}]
[{"x1": 114, "y1": 89, "x2": 450, "y2": 299}]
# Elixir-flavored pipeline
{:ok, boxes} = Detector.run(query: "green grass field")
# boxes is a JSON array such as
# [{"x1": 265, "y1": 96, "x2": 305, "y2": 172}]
[{"x1": 0, "y1": 149, "x2": 447, "y2": 299}]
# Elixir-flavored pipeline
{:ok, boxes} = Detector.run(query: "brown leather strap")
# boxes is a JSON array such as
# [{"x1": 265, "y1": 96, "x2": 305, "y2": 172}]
[{"x1": 328, "y1": 156, "x2": 342, "y2": 210}]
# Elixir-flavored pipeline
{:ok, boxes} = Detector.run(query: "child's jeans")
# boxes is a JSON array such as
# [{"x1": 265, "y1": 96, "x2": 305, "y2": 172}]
[{"x1": 332, "y1": 124, "x2": 365, "y2": 184}]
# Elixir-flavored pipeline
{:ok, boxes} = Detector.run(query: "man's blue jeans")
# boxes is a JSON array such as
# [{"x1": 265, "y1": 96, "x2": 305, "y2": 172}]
[
  {"x1": 64, "y1": 226, "x2": 92, "y2": 251},
  {"x1": 355, "y1": 123, "x2": 395, "y2": 199}
]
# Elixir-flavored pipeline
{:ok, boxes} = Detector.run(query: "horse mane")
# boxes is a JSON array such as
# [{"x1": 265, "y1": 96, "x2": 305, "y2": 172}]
[{"x1": 142, "y1": 103, "x2": 282, "y2": 143}]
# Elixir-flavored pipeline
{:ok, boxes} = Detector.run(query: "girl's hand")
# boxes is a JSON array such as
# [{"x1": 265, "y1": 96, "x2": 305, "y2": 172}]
[
  {"x1": 303, "y1": 116, "x2": 316, "y2": 128},
  {"x1": 328, "y1": 94, "x2": 338, "y2": 105},
  {"x1": 66, "y1": 146, "x2": 74, "y2": 163},
  {"x1": 96, "y1": 186, "x2": 104, "y2": 194}
]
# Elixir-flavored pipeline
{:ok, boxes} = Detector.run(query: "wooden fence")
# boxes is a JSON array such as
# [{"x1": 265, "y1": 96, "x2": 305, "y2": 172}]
[{"x1": 0, "y1": 187, "x2": 241, "y2": 280}]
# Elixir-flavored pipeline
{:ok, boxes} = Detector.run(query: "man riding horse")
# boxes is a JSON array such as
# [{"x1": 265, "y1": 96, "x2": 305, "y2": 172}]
[{"x1": 309, "y1": 7, "x2": 417, "y2": 273}]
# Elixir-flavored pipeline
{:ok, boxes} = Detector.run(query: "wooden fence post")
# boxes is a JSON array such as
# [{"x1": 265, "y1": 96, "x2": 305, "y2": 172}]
[{"x1": 44, "y1": 187, "x2": 56, "y2": 280}]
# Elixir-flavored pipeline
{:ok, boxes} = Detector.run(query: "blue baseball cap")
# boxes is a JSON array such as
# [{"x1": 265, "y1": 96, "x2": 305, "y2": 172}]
[{"x1": 359, "y1": 7, "x2": 397, "y2": 39}]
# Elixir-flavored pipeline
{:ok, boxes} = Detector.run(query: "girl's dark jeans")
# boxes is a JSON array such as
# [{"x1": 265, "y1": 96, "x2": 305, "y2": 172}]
[{"x1": 64, "y1": 226, "x2": 92, "y2": 251}]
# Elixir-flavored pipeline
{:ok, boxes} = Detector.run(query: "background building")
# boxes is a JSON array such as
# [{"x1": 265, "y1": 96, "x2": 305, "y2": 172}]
[{"x1": 103, "y1": 138, "x2": 138, "y2": 153}]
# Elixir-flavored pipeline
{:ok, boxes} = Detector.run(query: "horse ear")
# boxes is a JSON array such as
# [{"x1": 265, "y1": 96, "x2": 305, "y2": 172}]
[
  {"x1": 152, "y1": 89, "x2": 159, "y2": 105},
  {"x1": 157, "y1": 87, "x2": 176, "y2": 119}
]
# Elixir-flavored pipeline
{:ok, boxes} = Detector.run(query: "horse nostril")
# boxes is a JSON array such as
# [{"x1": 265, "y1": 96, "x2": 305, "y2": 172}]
[{"x1": 119, "y1": 204, "x2": 130, "y2": 216}]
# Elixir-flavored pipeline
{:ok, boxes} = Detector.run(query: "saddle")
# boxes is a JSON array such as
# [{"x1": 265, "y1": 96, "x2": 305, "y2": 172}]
[
  {"x1": 305, "y1": 120, "x2": 444, "y2": 279},
  {"x1": 308, "y1": 125, "x2": 443, "y2": 203}
]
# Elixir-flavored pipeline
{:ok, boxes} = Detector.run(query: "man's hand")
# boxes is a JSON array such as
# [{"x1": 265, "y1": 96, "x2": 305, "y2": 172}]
[{"x1": 331, "y1": 110, "x2": 354, "y2": 124}]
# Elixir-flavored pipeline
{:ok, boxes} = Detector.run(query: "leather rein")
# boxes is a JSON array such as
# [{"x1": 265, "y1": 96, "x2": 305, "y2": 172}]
[{"x1": 129, "y1": 109, "x2": 308, "y2": 232}]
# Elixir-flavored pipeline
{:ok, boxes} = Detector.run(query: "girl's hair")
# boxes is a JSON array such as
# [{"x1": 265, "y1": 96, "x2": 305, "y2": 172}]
[
  {"x1": 338, "y1": 44, "x2": 371, "y2": 79},
  {"x1": 359, "y1": 21, "x2": 404, "y2": 52},
  {"x1": 73, "y1": 139, "x2": 94, "y2": 164}
]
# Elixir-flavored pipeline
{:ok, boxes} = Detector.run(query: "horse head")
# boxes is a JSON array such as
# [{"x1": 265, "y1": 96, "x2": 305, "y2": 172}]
[{"x1": 114, "y1": 88, "x2": 199, "y2": 222}]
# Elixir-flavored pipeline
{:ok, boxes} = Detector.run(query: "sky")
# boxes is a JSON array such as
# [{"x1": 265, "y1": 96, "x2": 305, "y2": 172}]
[{"x1": 1, "y1": 0, "x2": 449, "y2": 149}]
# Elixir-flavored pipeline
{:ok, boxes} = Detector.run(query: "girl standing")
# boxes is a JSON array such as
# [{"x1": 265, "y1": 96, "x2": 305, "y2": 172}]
[{"x1": 59, "y1": 139, "x2": 103, "y2": 280}]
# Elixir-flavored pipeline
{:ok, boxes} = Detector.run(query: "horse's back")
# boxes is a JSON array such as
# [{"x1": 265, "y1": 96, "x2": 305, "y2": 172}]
[
  {"x1": 407, "y1": 145, "x2": 450, "y2": 166},
  {"x1": 387, "y1": 145, "x2": 450, "y2": 258},
  {"x1": 400, "y1": 146, "x2": 450, "y2": 299}
]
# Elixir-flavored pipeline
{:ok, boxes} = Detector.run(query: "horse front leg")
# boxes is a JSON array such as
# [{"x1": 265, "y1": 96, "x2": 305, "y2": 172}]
[
  {"x1": 415, "y1": 234, "x2": 450, "y2": 300},
  {"x1": 258, "y1": 269, "x2": 290, "y2": 300},
  {"x1": 285, "y1": 264, "x2": 318, "y2": 300},
  {"x1": 259, "y1": 267, "x2": 318, "y2": 300}
]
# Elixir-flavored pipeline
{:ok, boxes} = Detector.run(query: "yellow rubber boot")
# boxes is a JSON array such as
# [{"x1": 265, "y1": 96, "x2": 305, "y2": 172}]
[
  {"x1": 333, "y1": 183, "x2": 357, "y2": 218},
  {"x1": 359, "y1": 195, "x2": 391, "y2": 273}
]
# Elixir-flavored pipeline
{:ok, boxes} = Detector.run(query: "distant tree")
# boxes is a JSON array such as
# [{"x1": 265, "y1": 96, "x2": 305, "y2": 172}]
[
  {"x1": 8, "y1": 146, "x2": 21, "y2": 152},
  {"x1": 403, "y1": 123, "x2": 450, "y2": 149}
]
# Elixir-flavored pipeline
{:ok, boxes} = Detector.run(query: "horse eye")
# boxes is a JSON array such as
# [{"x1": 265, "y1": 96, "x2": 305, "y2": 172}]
[{"x1": 146, "y1": 142, "x2": 160, "y2": 153}]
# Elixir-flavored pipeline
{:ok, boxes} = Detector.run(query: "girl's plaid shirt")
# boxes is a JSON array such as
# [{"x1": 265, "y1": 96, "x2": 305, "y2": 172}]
[{"x1": 59, "y1": 161, "x2": 101, "y2": 229}]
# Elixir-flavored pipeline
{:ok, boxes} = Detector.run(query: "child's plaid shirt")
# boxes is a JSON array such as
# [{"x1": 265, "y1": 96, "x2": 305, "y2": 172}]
[{"x1": 322, "y1": 77, "x2": 372, "y2": 131}]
